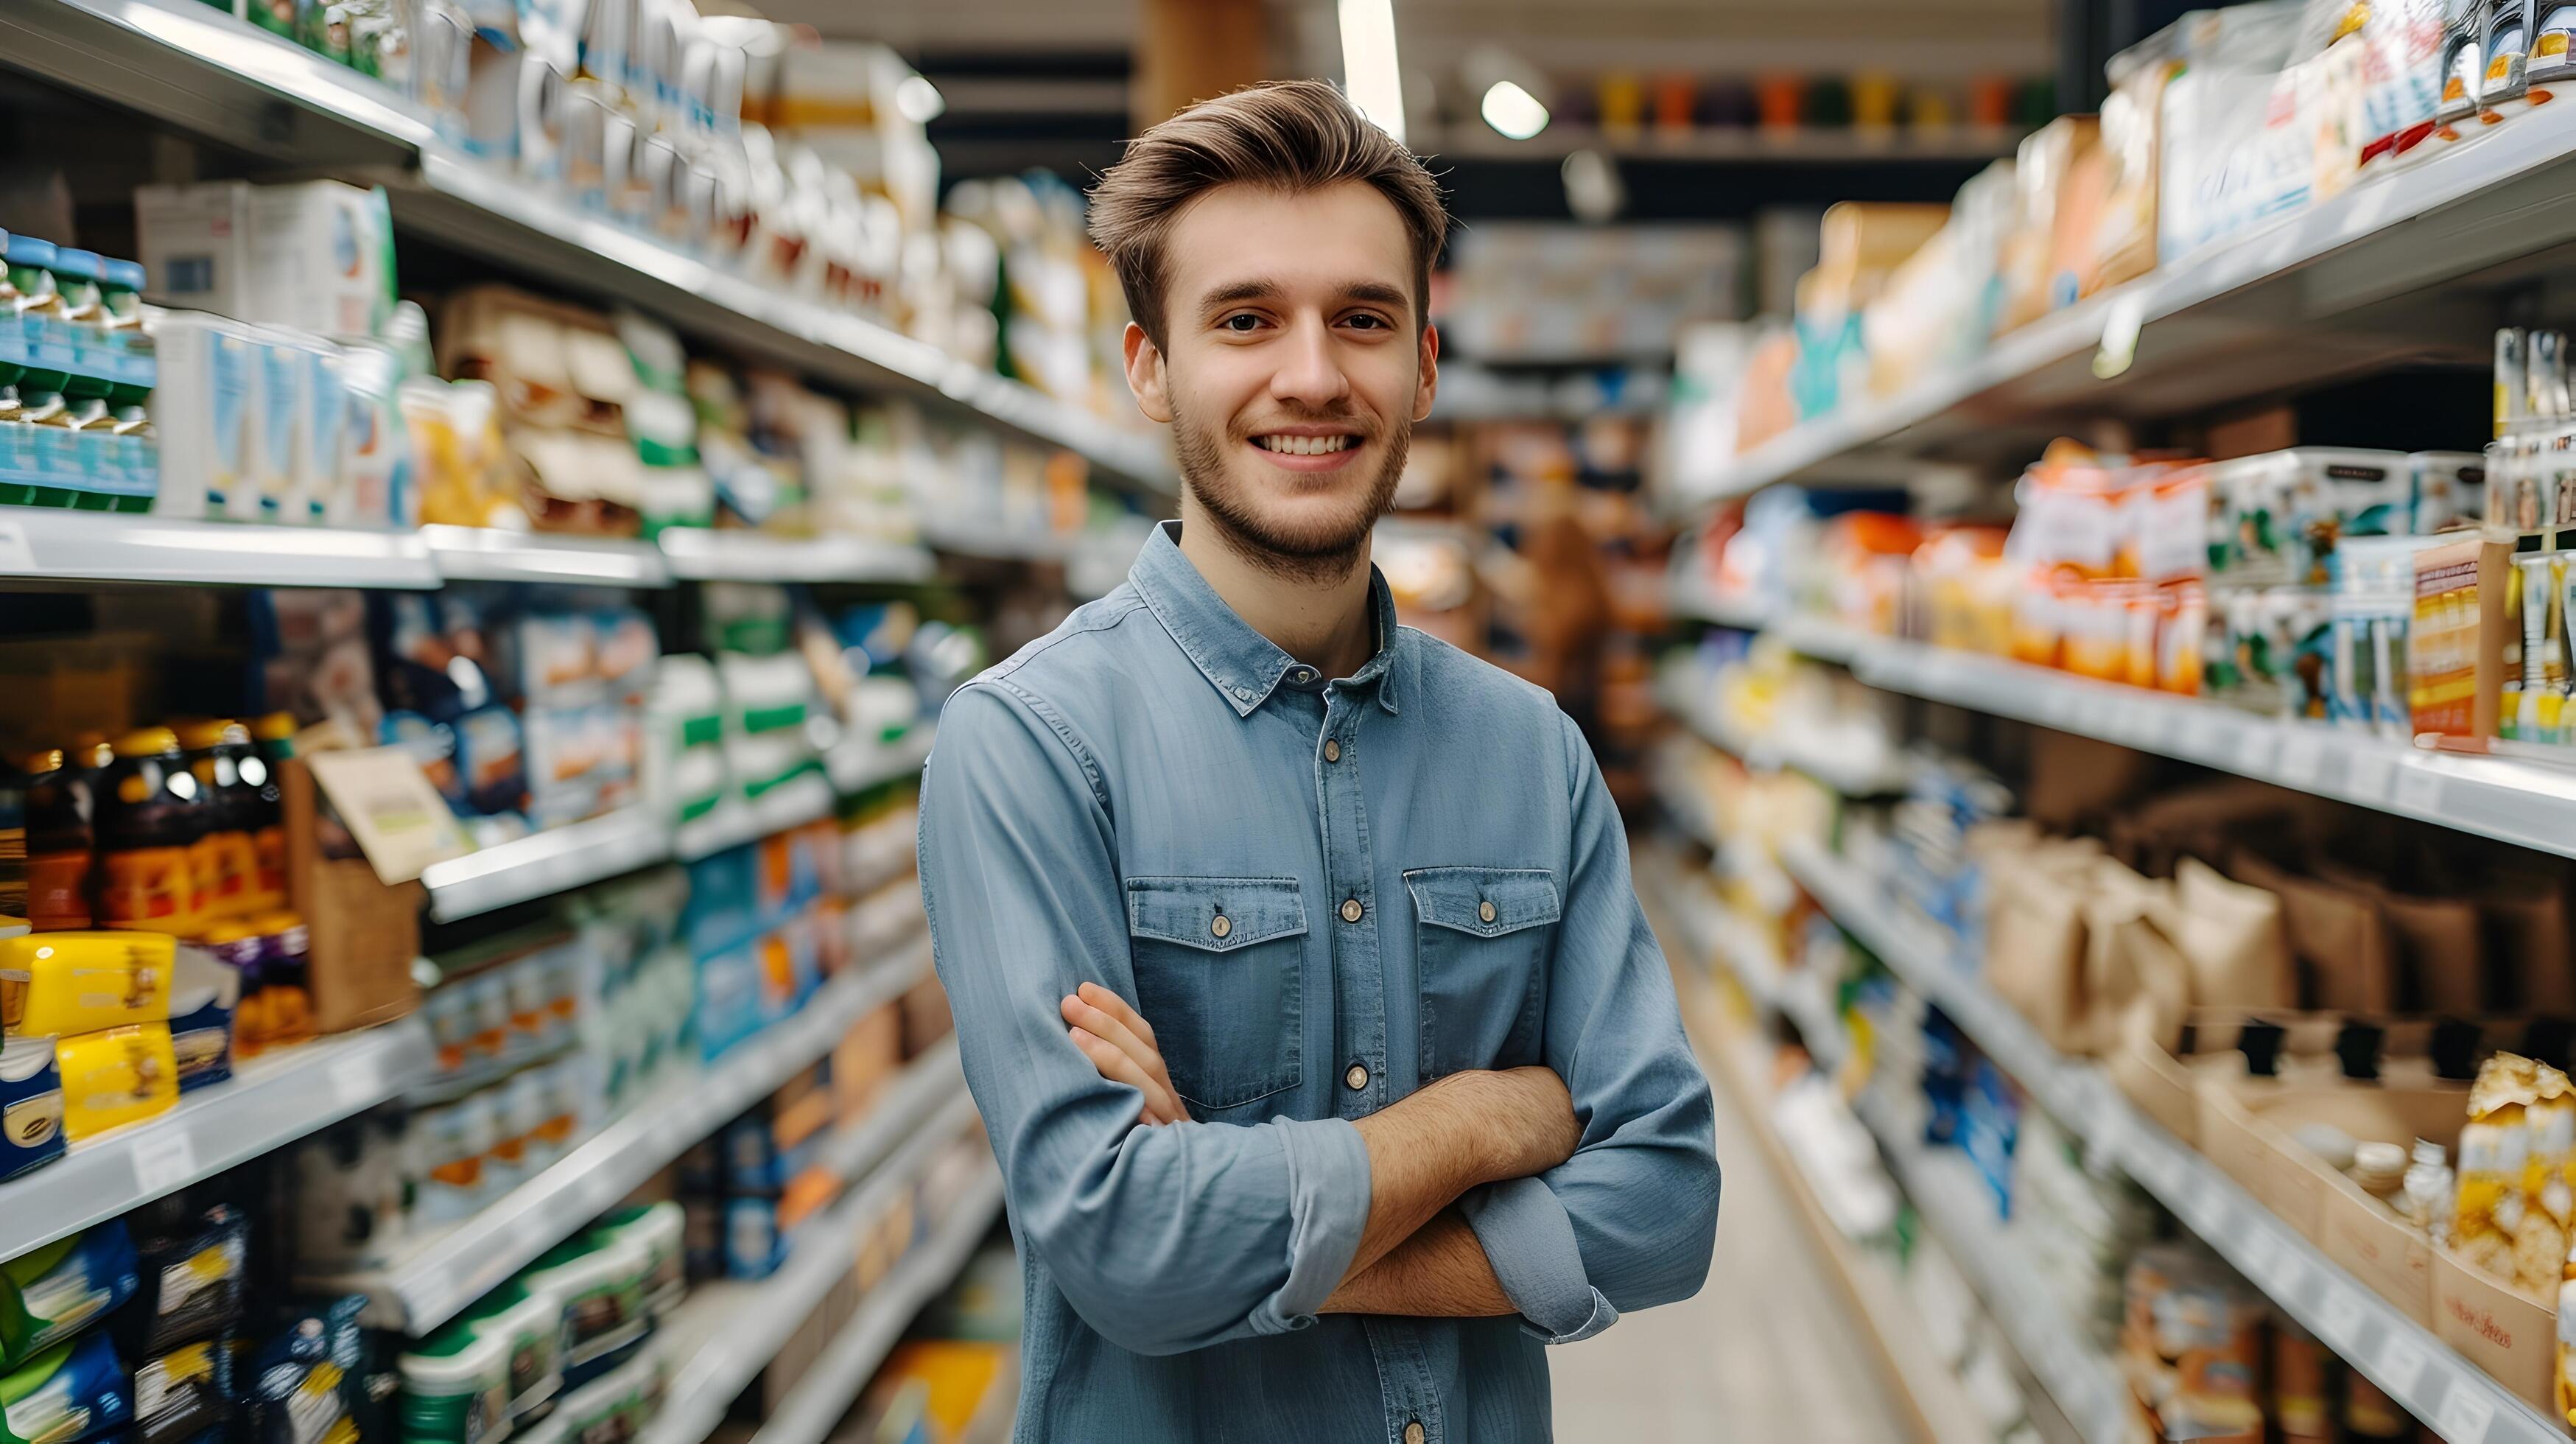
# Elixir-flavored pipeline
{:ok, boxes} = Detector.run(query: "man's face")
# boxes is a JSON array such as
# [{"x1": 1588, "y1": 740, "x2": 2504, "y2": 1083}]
[{"x1": 1124, "y1": 180, "x2": 1439, "y2": 572}]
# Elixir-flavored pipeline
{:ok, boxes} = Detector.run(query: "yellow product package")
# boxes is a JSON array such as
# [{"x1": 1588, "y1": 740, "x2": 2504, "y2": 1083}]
[
  {"x1": 0, "y1": 932, "x2": 175, "y2": 1038},
  {"x1": 2460, "y1": 1053, "x2": 2542, "y2": 1282},
  {"x1": 2536, "y1": 1064, "x2": 2576, "y2": 1226},
  {"x1": 55, "y1": 1024, "x2": 178, "y2": 1140}
]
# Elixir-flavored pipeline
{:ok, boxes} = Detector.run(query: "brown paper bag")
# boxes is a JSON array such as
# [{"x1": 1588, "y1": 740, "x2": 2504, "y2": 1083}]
[
  {"x1": 1986, "y1": 846, "x2": 2091, "y2": 1052},
  {"x1": 2082, "y1": 861, "x2": 2191, "y2": 1055},
  {"x1": 2025, "y1": 728, "x2": 2152, "y2": 832},
  {"x1": 2225, "y1": 849, "x2": 2396, "y2": 1014},
  {"x1": 2479, "y1": 873, "x2": 2576, "y2": 1014},
  {"x1": 2162, "y1": 858, "x2": 2296, "y2": 1011}
]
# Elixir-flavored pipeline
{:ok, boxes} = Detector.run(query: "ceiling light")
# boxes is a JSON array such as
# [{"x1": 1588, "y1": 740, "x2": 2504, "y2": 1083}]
[
  {"x1": 1481, "y1": 80, "x2": 1549, "y2": 141},
  {"x1": 894, "y1": 74, "x2": 946, "y2": 124},
  {"x1": 1338, "y1": 0, "x2": 1407, "y2": 144}
]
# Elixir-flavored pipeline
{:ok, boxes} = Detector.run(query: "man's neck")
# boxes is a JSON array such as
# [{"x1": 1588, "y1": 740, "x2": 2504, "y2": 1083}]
[{"x1": 1174, "y1": 502, "x2": 1378, "y2": 681}]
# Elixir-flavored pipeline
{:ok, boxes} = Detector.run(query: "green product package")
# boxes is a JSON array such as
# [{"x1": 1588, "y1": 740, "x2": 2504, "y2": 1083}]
[
  {"x1": 0, "y1": 1226, "x2": 139, "y2": 1372},
  {"x1": 1, "y1": 1332, "x2": 133, "y2": 1444},
  {"x1": 396, "y1": 1323, "x2": 510, "y2": 1444}
]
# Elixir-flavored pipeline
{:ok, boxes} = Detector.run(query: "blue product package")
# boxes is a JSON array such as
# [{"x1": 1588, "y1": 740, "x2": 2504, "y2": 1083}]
[
  {"x1": 166, "y1": 949, "x2": 239, "y2": 1096},
  {"x1": 692, "y1": 942, "x2": 763, "y2": 1061},
  {"x1": 242, "y1": 1297, "x2": 364, "y2": 1444},
  {"x1": 0, "y1": 1038, "x2": 63, "y2": 1181},
  {"x1": 721, "y1": 1198, "x2": 782, "y2": 1280},
  {"x1": 1959, "y1": 1059, "x2": 2021, "y2": 1219},
  {"x1": 0, "y1": 1332, "x2": 131, "y2": 1444},
  {"x1": 681, "y1": 849, "x2": 756, "y2": 959},
  {"x1": 720, "y1": 1116, "x2": 779, "y2": 1196},
  {"x1": 0, "y1": 1224, "x2": 141, "y2": 1370}
]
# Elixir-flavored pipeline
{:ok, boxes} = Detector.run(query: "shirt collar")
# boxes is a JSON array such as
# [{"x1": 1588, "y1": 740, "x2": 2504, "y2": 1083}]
[{"x1": 1129, "y1": 520, "x2": 1403, "y2": 719}]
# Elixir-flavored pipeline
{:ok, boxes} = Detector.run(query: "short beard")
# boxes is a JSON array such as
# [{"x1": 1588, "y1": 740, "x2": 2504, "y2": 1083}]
[{"x1": 1173, "y1": 404, "x2": 1409, "y2": 587}]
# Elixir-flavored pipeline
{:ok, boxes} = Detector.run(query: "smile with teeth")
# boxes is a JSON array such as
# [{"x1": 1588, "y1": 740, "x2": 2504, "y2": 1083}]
[{"x1": 1254, "y1": 434, "x2": 1357, "y2": 455}]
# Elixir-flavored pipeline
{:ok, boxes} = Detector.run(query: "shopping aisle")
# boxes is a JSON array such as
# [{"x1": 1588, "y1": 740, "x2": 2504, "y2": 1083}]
[{"x1": 1548, "y1": 916, "x2": 1910, "y2": 1444}]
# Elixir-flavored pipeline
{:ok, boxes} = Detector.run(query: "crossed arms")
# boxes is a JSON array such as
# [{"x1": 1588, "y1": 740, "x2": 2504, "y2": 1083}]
[
  {"x1": 917, "y1": 682, "x2": 1719, "y2": 1356},
  {"x1": 1064, "y1": 980, "x2": 1574, "y2": 1316}
]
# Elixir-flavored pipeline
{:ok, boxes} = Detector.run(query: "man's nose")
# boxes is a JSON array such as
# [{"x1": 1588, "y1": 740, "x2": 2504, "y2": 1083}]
[{"x1": 1269, "y1": 316, "x2": 1352, "y2": 407}]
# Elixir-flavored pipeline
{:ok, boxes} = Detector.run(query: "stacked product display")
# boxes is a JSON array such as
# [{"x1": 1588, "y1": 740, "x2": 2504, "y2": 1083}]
[
  {"x1": 1709, "y1": 0, "x2": 2477, "y2": 458},
  {"x1": 179, "y1": 0, "x2": 1135, "y2": 427}
]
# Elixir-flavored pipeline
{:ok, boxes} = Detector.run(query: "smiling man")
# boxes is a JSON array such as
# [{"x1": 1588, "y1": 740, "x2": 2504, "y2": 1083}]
[{"x1": 916, "y1": 80, "x2": 1719, "y2": 1443}]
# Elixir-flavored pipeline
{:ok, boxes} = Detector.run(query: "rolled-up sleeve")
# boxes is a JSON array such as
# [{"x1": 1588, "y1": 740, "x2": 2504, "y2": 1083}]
[
  {"x1": 918, "y1": 680, "x2": 1372, "y2": 1356},
  {"x1": 1464, "y1": 714, "x2": 1721, "y2": 1339}
]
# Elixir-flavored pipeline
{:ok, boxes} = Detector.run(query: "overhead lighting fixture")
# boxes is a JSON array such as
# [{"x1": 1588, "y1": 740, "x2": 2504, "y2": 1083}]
[
  {"x1": 1480, "y1": 80, "x2": 1549, "y2": 141},
  {"x1": 1338, "y1": 0, "x2": 1406, "y2": 144},
  {"x1": 894, "y1": 74, "x2": 946, "y2": 124}
]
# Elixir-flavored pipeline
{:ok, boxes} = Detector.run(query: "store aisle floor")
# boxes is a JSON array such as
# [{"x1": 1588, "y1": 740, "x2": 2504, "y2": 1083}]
[{"x1": 1546, "y1": 921, "x2": 1913, "y2": 1443}]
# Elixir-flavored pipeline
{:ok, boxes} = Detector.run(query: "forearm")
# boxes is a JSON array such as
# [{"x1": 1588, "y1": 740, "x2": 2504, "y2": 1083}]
[
  {"x1": 1319, "y1": 1209, "x2": 1513, "y2": 1317},
  {"x1": 1344, "y1": 1066, "x2": 1574, "y2": 1280}
]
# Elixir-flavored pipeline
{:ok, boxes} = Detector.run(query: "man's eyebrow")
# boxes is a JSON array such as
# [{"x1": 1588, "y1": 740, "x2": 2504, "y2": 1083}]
[
  {"x1": 1200, "y1": 279, "x2": 1281, "y2": 311},
  {"x1": 1196, "y1": 279, "x2": 1412, "y2": 312},
  {"x1": 1341, "y1": 281, "x2": 1408, "y2": 309}
]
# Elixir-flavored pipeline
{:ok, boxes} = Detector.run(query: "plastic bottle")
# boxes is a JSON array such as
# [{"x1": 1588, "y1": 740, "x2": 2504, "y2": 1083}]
[
  {"x1": 175, "y1": 720, "x2": 260, "y2": 922},
  {"x1": 94, "y1": 727, "x2": 210, "y2": 936},
  {"x1": 21, "y1": 748, "x2": 92, "y2": 930},
  {"x1": 248, "y1": 713, "x2": 294, "y2": 911}
]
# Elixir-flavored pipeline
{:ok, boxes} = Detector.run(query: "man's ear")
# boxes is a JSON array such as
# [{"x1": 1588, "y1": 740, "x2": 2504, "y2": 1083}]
[
  {"x1": 1123, "y1": 322, "x2": 1173, "y2": 424},
  {"x1": 1412, "y1": 321, "x2": 1440, "y2": 423}
]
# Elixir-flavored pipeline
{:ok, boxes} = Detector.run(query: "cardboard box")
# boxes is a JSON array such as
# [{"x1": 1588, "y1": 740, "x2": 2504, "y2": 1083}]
[
  {"x1": 2194, "y1": 1073, "x2": 2467, "y2": 1326},
  {"x1": 282, "y1": 759, "x2": 420, "y2": 1032},
  {"x1": 2432, "y1": 1243, "x2": 2559, "y2": 1420},
  {"x1": 134, "y1": 180, "x2": 395, "y2": 340}
]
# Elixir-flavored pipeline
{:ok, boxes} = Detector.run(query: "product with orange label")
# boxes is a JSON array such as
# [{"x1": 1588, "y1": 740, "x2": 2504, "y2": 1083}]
[
  {"x1": 22, "y1": 749, "x2": 91, "y2": 931},
  {"x1": 173, "y1": 721, "x2": 259, "y2": 922},
  {"x1": 94, "y1": 729, "x2": 211, "y2": 936}
]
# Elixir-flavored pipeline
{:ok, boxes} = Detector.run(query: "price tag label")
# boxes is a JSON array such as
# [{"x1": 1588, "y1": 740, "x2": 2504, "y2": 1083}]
[
  {"x1": 2434, "y1": 1382, "x2": 2495, "y2": 1444},
  {"x1": 2317, "y1": 1284, "x2": 2366, "y2": 1351},
  {"x1": 2095, "y1": 290, "x2": 2152, "y2": 379},
  {"x1": 2346, "y1": 749, "x2": 2396, "y2": 802},
  {"x1": 2236, "y1": 729, "x2": 2281, "y2": 776},
  {"x1": 2276, "y1": 732, "x2": 2324, "y2": 788},
  {"x1": 2377, "y1": 1336, "x2": 2427, "y2": 1397},
  {"x1": 2394, "y1": 765, "x2": 2445, "y2": 816},
  {"x1": 329, "y1": 1052, "x2": 382, "y2": 1106},
  {"x1": 0, "y1": 521, "x2": 38, "y2": 575},
  {"x1": 130, "y1": 1130, "x2": 198, "y2": 1196}
]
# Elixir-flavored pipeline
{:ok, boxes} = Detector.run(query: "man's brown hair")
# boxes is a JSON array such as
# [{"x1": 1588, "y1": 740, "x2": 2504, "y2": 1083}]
[{"x1": 1087, "y1": 79, "x2": 1447, "y2": 348}]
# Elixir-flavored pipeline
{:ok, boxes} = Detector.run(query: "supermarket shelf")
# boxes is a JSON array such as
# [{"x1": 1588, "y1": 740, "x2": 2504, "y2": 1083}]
[
  {"x1": 1683, "y1": 985, "x2": 1993, "y2": 1444},
  {"x1": 917, "y1": 518, "x2": 1078, "y2": 564},
  {"x1": 318, "y1": 946, "x2": 935, "y2": 1331},
  {"x1": 749, "y1": 1163, "x2": 1008, "y2": 1444},
  {"x1": 826, "y1": 727, "x2": 934, "y2": 796},
  {"x1": 1660, "y1": 670, "x2": 1907, "y2": 796},
  {"x1": 1660, "y1": 874, "x2": 1851, "y2": 1070},
  {"x1": 674, "y1": 771, "x2": 838, "y2": 862},
  {"x1": 1422, "y1": 122, "x2": 2024, "y2": 164},
  {"x1": 1677, "y1": 98, "x2": 2576, "y2": 504},
  {"x1": 1784, "y1": 839, "x2": 2568, "y2": 1444},
  {"x1": 1668, "y1": 578, "x2": 1775, "y2": 631},
  {"x1": 421, "y1": 526, "x2": 671, "y2": 589},
  {"x1": 643, "y1": 1090, "x2": 994, "y2": 1444},
  {"x1": 0, "y1": 511, "x2": 441, "y2": 589},
  {"x1": 1856, "y1": 1095, "x2": 2133, "y2": 1444},
  {"x1": 0, "y1": 1020, "x2": 433, "y2": 1263},
  {"x1": 1784, "y1": 620, "x2": 2576, "y2": 864},
  {"x1": 421, "y1": 807, "x2": 670, "y2": 925},
  {"x1": 0, "y1": 0, "x2": 1175, "y2": 495},
  {"x1": 656, "y1": 529, "x2": 936, "y2": 586}
]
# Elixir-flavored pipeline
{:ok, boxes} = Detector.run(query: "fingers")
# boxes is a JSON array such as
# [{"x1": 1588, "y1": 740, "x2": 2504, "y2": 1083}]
[
  {"x1": 1068, "y1": 1025, "x2": 1187, "y2": 1124},
  {"x1": 1077, "y1": 981, "x2": 1157, "y2": 1048},
  {"x1": 1060, "y1": 990, "x2": 1165, "y2": 1084}
]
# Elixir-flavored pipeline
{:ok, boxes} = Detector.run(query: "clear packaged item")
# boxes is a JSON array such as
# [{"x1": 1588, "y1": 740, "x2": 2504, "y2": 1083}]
[{"x1": 2482, "y1": 0, "x2": 2535, "y2": 116}]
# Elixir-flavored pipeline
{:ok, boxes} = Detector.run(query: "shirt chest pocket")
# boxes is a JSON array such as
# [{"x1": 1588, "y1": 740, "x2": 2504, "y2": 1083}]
[
  {"x1": 1125, "y1": 876, "x2": 1307, "y2": 1115},
  {"x1": 1405, "y1": 866, "x2": 1562, "y2": 1081}
]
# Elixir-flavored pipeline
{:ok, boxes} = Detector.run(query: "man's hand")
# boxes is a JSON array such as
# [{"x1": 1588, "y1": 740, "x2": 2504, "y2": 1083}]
[{"x1": 1061, "y1": 982, "x2": 1187, "y2": 1125}]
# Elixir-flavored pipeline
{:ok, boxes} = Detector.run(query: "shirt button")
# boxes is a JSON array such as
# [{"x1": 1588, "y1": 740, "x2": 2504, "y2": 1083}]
[
  {"x1": 1340, "y1": 897, "x2": 1364, "y2": 924},
  {"x1": 1210, "y1": 914, "x2": 1231, "y2": 940},
  {"x1": 1323, "y1": 739, "x2": 1341, "y2": 763},
  {"x1": 1346, "y1": 1062, "x2": 1369, "y2": 1090},
  {"x1": 1478, "y1": 900, "x2": 1497, "y2": 924},
  {"x1": 1293, "y1": 667, "x2": 1315, "y2": 683},
  {"x1": 1403, "y1": 1424, "x2": 1425, "y2": 1444}
]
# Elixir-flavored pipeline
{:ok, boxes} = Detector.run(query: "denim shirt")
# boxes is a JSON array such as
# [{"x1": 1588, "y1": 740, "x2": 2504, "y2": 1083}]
[{"x1": 917, "y1": 522, "x2": 1719, "y2": 1444}]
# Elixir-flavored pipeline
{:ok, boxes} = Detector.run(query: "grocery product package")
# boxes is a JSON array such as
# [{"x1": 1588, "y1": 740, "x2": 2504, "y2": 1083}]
[
  {"x1": 1982, "y1": 835, "x2": 2093, "y2": 1053},
  {"x1": 0, "y1": 1225, "x2": 138, "y2": 1370},
  {"x1": 2154, "y1": 2, "x2": 2308, "y2": 261},
  {"x1": 2225, "y1": 849, "x2": 2399, "y2": 1012},
  {"x1": 1996, "y1": 116, "x2": 2099, "y2": 333},
  {"x1": 2162, "y1": 858, "x2": 2298, "y2": 1011}
]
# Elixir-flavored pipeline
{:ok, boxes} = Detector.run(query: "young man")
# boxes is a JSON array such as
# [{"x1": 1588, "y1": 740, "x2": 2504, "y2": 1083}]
[{"x1": 916, "y1": 80, "x2": 1719, "y2": 1443}]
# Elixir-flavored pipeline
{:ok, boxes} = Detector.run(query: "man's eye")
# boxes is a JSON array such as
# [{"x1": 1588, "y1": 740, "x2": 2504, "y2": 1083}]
[
  {"x1": 1344, "y1": 313, "x2": 1390, "y2": 331},
  {"x1": 1221, "y1": 314, "x2": 1263, "y2": 332}
]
